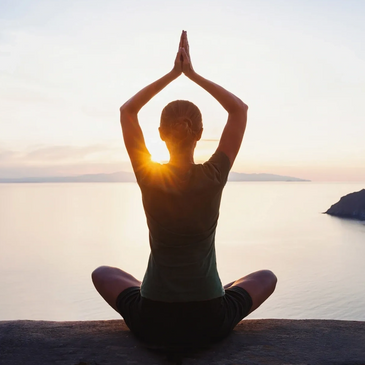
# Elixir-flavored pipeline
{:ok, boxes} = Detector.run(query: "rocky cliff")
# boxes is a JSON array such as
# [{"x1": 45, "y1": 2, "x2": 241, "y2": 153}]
[{"x1": 325, "y1": 188, "x2": 365, "y2": 220}]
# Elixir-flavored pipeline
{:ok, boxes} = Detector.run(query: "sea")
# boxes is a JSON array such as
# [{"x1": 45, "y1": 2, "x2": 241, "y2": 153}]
[{"x1": 0, "y1": 182, "x2": 364, "y2": 321}]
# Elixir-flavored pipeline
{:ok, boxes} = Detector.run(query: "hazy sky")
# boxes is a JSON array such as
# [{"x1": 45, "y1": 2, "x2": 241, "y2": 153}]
[{"x1": 1, "y1": 0, "x2": 364, "y2": 181}]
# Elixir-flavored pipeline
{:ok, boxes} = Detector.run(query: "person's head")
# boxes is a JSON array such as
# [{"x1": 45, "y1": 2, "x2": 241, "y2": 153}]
[{"x1": 159, "y1": 100, "x2": 203, "y2": 151}]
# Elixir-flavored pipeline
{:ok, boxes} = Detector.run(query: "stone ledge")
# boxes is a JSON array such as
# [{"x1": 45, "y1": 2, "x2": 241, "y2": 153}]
[{"x1": 1, "y1": 319, "x2": 365, "y2": 364}]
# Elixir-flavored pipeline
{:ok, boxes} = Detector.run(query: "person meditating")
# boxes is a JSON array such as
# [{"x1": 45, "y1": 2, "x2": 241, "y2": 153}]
[{"x1": 92, "y1": 30, "x2": 277, "y2": 348}]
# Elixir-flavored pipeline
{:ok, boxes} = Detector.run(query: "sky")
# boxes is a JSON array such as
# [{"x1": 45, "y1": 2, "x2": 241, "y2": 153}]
[{"x1": 1, "y1": 0, "x2": 364, "y2": 181}]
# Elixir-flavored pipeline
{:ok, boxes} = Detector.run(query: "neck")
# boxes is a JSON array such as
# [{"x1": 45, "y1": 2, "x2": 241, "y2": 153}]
[
  {"x1": 167, "y1": 144, "x2": 196, "y2": 169},
  {"x1": 169, "y1": 151, "x2": 194, "y2": 166}
]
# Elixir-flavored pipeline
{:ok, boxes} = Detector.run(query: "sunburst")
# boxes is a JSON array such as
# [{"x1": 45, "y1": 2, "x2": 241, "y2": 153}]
[{"x1": 149, "y1": 141, "x2": 170, "y2": 163}]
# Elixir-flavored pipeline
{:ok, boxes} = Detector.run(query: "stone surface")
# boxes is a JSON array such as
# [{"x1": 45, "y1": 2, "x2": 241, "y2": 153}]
[
  {"x1": 325, "y1": 189, "x2": 365, "y2": 220},
  {"x1": 1, "y1": 319, "x2": 365, "y2": 364}
]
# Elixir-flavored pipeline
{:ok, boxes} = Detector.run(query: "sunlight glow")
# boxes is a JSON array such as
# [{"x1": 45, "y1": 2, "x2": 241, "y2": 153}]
[{"x1": 149, "y1": 142, "x2": 170, "y2": 163}]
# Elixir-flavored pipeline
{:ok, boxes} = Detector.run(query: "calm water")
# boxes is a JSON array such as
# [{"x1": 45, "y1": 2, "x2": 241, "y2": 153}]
[{"x1": 0, "y1": 182, "x2": 364, "y2": 321}]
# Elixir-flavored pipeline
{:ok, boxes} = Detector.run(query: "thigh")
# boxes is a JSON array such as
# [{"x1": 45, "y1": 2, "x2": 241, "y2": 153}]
[
  {"x1": 225, "y1": 269, "x2": 277, "y2": 313},
  {"x1": 213, "y1": 286, "x2": 253, "y2": 341},
  {"x1": 116, "y1": 286, "x2": 142, "y2": 333},
  {"x1": 91, "y1": 266, "x2": 141, "y2": 311}
]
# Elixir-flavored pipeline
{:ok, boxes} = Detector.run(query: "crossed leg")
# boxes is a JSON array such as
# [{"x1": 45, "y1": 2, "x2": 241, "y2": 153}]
[
  {"x1": 92, "y1": 266, "x2": 141, "y2": 311},
  {"x1": 92, "y1": 266, "x2": 277, "y2": 315},
  {"x1": 224, "y1": 269, "x2": 277, "y2": 313}
]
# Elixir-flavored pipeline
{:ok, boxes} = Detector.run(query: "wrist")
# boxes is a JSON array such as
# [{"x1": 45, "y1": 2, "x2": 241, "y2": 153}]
[
  {"x1": 171, "y1": 68, "x2": 182, "y2": 78},
  {"x1": 185, "y1": 69, "x2": 197, "y2": 80}
]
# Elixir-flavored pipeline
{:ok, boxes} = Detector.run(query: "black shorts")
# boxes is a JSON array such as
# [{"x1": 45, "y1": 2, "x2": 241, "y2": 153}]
[{"x1": 116, "y1": 286, "x2": 252, "y2": 348}]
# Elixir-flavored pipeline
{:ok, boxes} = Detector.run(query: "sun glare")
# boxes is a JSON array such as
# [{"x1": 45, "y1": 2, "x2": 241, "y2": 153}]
[{"x1": 149, "y1": 142, "x2": 170, "y2": 163}]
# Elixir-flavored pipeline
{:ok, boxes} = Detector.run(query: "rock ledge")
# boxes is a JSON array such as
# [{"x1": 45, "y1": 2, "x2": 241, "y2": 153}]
[{"x1": 1, "y1": 319, "x2": 365, "y2": 364}]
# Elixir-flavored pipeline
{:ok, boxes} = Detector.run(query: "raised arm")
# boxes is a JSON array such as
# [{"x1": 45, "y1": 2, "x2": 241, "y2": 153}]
[
  {"x1": 120, "y1": 34, "x2": 184, "y2": 170},
  {"x1": 180, "y1": 31, "x2": 248, "y2": 167}
]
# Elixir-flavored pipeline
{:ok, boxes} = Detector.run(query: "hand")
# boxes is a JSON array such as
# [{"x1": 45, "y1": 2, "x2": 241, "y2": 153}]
[
  {"x1": 180, "y1": 30, "x2": 194, "y2": 76},
  {"x1": 173, "y1": 31, "x2": 185, "y2": 76}
]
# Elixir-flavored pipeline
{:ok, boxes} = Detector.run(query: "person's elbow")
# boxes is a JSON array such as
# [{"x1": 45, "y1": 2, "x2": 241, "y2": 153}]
[
  {"x1": 119, "y1": 105, "x2": 128, "y2": 126},
  {"x1": 237, "y1": 98, "x2": 248, "y2": 113},
  {"x1": 119, "y1": 101, "x2": 137, "y2": 116},
  {"x1": 229, "y1": 98, "x2": 248, "y2": 115},
  {"x1": 119, "y1": 103, "x2": 129, "y2": 115}
]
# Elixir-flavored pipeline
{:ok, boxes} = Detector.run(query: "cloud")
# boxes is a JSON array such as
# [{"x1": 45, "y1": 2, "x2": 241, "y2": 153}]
[
  {"x1": 0, "y1": 143, "x2": 132, "y2": 178},
  {"x1": 25, "y1": 145, "x2": 105, "y2": 161},
  {"x1": 0, "y1": 149, "x2": 20, "y2": 161}
]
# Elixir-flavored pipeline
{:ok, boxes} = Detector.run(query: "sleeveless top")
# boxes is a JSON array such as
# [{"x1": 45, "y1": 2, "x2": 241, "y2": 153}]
[{"x1": 134, "y1": 150, "x2": 231, "y2": 302}]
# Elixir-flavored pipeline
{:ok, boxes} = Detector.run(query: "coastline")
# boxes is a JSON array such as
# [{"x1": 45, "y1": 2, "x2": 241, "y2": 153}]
[{"x1": 1, "y1": 319, "x2": 365, "y2": 364}]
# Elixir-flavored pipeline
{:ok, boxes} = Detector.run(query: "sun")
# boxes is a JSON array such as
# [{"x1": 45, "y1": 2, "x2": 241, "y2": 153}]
[{"x1": 149, "y1": 141, "x2": 170, "y2": 164}]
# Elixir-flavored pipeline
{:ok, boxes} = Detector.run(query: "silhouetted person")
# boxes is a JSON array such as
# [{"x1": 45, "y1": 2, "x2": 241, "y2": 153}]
[{"x1": 92, "y1": 31, "x2": 276, "y2": 348}]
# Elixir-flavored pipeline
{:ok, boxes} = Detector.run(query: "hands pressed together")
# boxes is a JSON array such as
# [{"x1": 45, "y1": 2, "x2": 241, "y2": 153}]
[
  {"x1": 173, "y1": 30, "x2": 194, "y2": 76},
  {"x1": 121, "y1": 29, "x2": 247, "y2": 171}
]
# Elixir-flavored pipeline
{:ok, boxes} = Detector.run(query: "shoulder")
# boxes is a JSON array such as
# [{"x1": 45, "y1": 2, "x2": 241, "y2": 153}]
[
  {"x1": 199, "y1": 150, "x2": 231, "y2": 184},
  {"x1": 134, "y1": 160, "x2": 167, "y2": 186},
  {"x1": 205, "y1": 150, "x2": 231, "y2": 167}
]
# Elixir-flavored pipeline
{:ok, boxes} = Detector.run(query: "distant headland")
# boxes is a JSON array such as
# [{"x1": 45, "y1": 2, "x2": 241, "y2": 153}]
[
  {"x1": 325, "y1": 189, "x2": 365, "y2": 220},
  {"x1": 0, "y1": 171, "x2": 310, "y2": 183}
]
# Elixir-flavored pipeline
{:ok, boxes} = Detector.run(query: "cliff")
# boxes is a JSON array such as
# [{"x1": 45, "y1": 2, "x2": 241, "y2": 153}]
[
  {"x1": 325, "y1": 189, "x2": 365, "y2": 220},
  {"x1": 1, "y1": 319, "x2": 365, "y2": 364}
]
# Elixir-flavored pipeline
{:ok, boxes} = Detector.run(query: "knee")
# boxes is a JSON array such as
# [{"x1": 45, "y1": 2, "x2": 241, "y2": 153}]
[
  {"x1": 91, "y1": 266, "x2": 110, "y2": 287},
  {"x1": 261, "y1": 269, "x2": 277, "y2": 290}
]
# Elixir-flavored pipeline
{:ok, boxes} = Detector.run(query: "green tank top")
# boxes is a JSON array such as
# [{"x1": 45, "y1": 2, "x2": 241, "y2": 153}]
[{"x1": 135, "y1": 150, "x2": 231, "y2": 302}]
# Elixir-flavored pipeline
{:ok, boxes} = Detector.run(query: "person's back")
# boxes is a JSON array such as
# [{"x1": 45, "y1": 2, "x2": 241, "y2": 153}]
[{"x1": 138, "y1": 150, "x2": 230, "y2": 302}]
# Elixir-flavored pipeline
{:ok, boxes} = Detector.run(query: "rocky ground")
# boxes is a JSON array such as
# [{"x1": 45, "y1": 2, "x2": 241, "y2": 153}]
[{"x1": 1, "y1": 319, "x2": 365, "y2": 365}]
